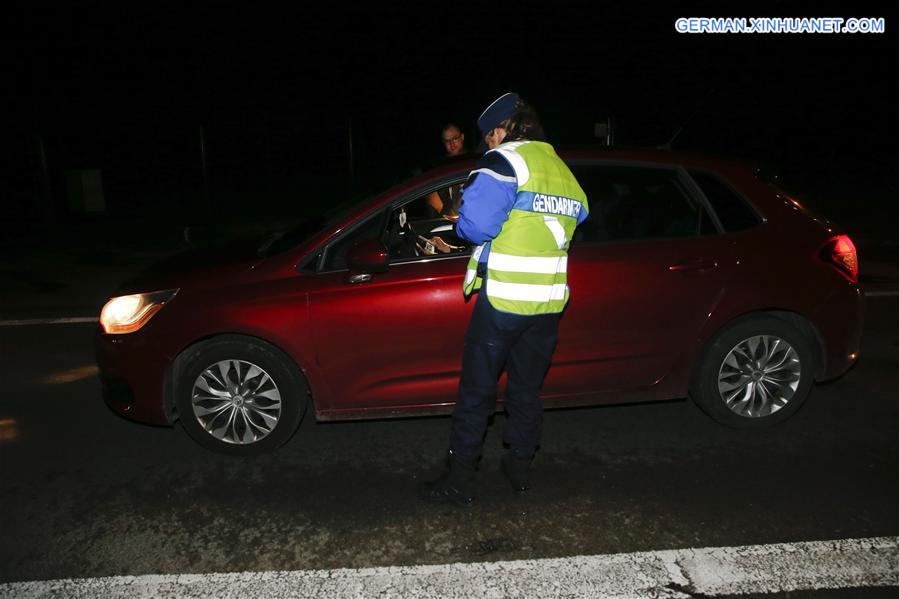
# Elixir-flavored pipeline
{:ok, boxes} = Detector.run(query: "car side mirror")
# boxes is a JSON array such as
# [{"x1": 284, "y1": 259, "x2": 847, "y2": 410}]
[{"x1": 346, "y1": 238, "x2": 389, "y2": 273}]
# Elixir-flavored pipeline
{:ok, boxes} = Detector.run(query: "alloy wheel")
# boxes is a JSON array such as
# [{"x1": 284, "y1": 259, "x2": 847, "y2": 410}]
[
  {"x1": 717, "y1": 335, "x2": 802, "y2": 418},
  {"x1": 191, "y1": 359, "x2": 282, "y2": 444}
]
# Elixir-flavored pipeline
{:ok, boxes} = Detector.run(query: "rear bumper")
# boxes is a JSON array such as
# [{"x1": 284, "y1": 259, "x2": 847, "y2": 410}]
[
  {"x1": 94, "y1": 326, "x2": 174, "y2": 425},
  {"x1": 813, "y1": 284, "x2": 865, "y2": 381}
]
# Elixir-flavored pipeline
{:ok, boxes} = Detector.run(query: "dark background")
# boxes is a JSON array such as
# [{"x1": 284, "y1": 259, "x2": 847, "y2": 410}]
[{"x1": 6, "y1": 1, "x2": 897, "y2": 240}]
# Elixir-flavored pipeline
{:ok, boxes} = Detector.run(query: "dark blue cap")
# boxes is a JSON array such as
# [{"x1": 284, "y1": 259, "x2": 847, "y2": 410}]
[{"x1": 477, "y1": 92, "x2": 520, "y2": 152}]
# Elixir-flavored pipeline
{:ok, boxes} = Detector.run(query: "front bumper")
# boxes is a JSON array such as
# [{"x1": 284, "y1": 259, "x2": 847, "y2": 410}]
[{"x1": 94, "y1": 326, "x2": 174, "y2": 425}]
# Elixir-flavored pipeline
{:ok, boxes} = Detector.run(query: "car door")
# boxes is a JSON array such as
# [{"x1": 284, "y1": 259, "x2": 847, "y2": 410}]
[
  {"x1": 306, "y1": 186, "x2": 475, "y2": 416},
  {"x1": 541, "y1": 163, "x2": 738, "y2": 400}
]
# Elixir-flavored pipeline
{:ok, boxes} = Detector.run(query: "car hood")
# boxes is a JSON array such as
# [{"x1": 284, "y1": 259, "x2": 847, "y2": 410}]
[{"x1": 117, "y1": 237, "x2": 267, "y2": 296}]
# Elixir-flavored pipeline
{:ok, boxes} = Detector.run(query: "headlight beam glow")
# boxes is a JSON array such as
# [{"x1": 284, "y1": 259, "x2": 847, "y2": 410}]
[{"x1": 100, "y1": 289, "x2": 178, "y2": 334}]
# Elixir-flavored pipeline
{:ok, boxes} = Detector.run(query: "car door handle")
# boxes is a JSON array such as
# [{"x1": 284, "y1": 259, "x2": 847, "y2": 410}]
[
  {"x1": 348, "y1": 274, "x2": 372, "y2": 284},
  {"x1": 668, "y1": 258, "x2": 719, "y2": 272}
]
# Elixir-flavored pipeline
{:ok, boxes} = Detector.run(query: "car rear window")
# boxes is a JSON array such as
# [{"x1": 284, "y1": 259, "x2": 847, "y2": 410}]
[
  {"x1": 570, "y1": 165, "x2": 716, "y2": 243},
  {"x1": 689, "y1": 170, "x2": 761, "y2": 232}
]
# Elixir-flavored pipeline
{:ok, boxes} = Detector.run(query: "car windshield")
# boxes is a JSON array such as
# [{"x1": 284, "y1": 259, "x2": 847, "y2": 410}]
[
  {"x1": 257, "y1": 166, "x2": 469, "y2": 257},
  {"x1": 257, "y1": 198, "x2": 368, "y2": 257}
]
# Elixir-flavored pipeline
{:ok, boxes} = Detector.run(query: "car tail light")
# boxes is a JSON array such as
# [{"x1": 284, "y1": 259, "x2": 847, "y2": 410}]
[{"x1": 822, "y1": 235, "x2": 858, "y2": 282}]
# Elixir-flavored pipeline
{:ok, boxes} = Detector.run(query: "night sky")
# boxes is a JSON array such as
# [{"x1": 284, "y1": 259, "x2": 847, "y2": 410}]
[{"x1": 7, "y1": 1, "x2": 897, "y2": 237}]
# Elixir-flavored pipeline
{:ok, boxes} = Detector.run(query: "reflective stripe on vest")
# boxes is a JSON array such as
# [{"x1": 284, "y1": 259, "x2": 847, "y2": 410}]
[
  {"x1": 462, "y1": 141, "x2": 588, "y2": 315},
  {"x1": 463, "y1": 244, "x2": 485, "y2": 293}
]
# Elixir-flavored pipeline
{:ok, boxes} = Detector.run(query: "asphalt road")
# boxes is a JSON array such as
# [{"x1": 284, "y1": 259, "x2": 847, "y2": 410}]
[{"x1": 1, "y1": 299, "x2": 897, "y2": 587}]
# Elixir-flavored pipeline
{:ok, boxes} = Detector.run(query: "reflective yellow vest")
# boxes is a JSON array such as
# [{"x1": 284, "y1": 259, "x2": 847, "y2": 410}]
[{"x1": 463, "y1": 141, "x2": 588, "y2": 315}]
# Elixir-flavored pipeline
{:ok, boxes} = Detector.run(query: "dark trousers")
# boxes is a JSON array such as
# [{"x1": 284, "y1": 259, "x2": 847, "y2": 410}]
[{"x1": 449, "y1": 295, "x2": 561, "y2": 465}]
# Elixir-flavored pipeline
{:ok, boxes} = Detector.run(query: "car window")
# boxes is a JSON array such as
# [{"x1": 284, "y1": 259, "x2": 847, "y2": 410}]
[
  {"x1": 689, "y1": 170, "x2": 761, "y2": 232},
  {"x1": 385, "y1": 190, "x2": 473, "y2": 261},
  {"x1": 403, "y1": 183, "x2": 464, "y2": 220},
  {"x1": 570, "y1": 165, "x2": 716, "y2": 243},
  {"x1": 319, "y1": 182, "x2": 474, "y2": 270}
]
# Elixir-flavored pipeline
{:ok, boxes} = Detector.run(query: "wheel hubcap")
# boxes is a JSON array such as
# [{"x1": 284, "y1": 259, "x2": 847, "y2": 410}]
[
  {"x1": 717, "y1": 335, "x2": 801, "y2": 418},
  {"x1": 191, "y1": 360, "x2": 282, "y2": 445}
]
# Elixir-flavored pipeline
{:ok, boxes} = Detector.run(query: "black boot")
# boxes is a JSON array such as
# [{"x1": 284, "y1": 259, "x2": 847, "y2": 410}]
[
  {"x1": 501, "y1": 453, "x2": 532, "y2": 494},
  {"x1": 418, "y1": 451, "x2": 476, "y2": 506}
]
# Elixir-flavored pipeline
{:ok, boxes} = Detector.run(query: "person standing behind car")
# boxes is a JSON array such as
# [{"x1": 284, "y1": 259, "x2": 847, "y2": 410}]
[
  {"x1": 418, "y1": 93, "x2": 589, "y2": 505},
  {"x1": 441, "y1": 122, "x2": 468, "y2": 158},
  {"x1": 426, "y1": 123, "x2": 470, "y2": 217}
]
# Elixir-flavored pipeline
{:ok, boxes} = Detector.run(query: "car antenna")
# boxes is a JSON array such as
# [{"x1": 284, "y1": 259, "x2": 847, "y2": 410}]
[{"x1": 658, "y1": 89, "x2": 716, "y2": 150}]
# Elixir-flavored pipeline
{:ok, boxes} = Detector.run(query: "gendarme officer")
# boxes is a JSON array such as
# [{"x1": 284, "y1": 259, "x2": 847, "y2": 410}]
[{"x1": 419, "y1": 92, "x2": 589, "y2": 505}]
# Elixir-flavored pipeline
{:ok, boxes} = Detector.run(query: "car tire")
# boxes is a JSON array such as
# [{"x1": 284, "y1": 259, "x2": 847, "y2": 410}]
[
  {"x1": 175, "y1": 337, "x2": 308, "y2": 455},
  {"x1": 691, "y1": 316, "x2": 818, "y2": 429}
]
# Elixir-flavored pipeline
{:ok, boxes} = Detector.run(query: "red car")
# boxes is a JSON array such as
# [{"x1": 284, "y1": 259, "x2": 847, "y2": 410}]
[{"x1": 95, "y1": 149, "x2": 864, "y2": 455}]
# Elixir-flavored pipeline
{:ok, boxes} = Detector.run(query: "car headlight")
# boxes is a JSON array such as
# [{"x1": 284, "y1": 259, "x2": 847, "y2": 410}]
[{"x1": 99, "y1": 289, "x2": 179, "y2": 334}]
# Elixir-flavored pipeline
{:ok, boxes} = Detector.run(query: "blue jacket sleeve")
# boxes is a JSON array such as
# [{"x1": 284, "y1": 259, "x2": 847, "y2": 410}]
[
  {"x1": 455, "y1": 153, "x2": 517, "y2": 244},
  {"x1": 576, "y1": 202, "x2": 589, "y2": 226}
]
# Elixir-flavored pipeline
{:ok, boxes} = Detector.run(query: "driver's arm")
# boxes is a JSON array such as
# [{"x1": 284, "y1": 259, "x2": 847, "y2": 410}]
[{"x1": 426, "y1": 191, "x2": 443, "y2": 217}]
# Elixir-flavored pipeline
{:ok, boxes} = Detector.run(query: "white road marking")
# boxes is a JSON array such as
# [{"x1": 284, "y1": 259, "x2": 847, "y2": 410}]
[
  {"x1": 0, "y1": 317, "x2": 98, "y2": 327},
  {"x1": 1, "y1": 536, "x2": 896, "y2": 598},
  {"x1": 865, "y1": 290, "x2": 899, "y2": 298}
]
